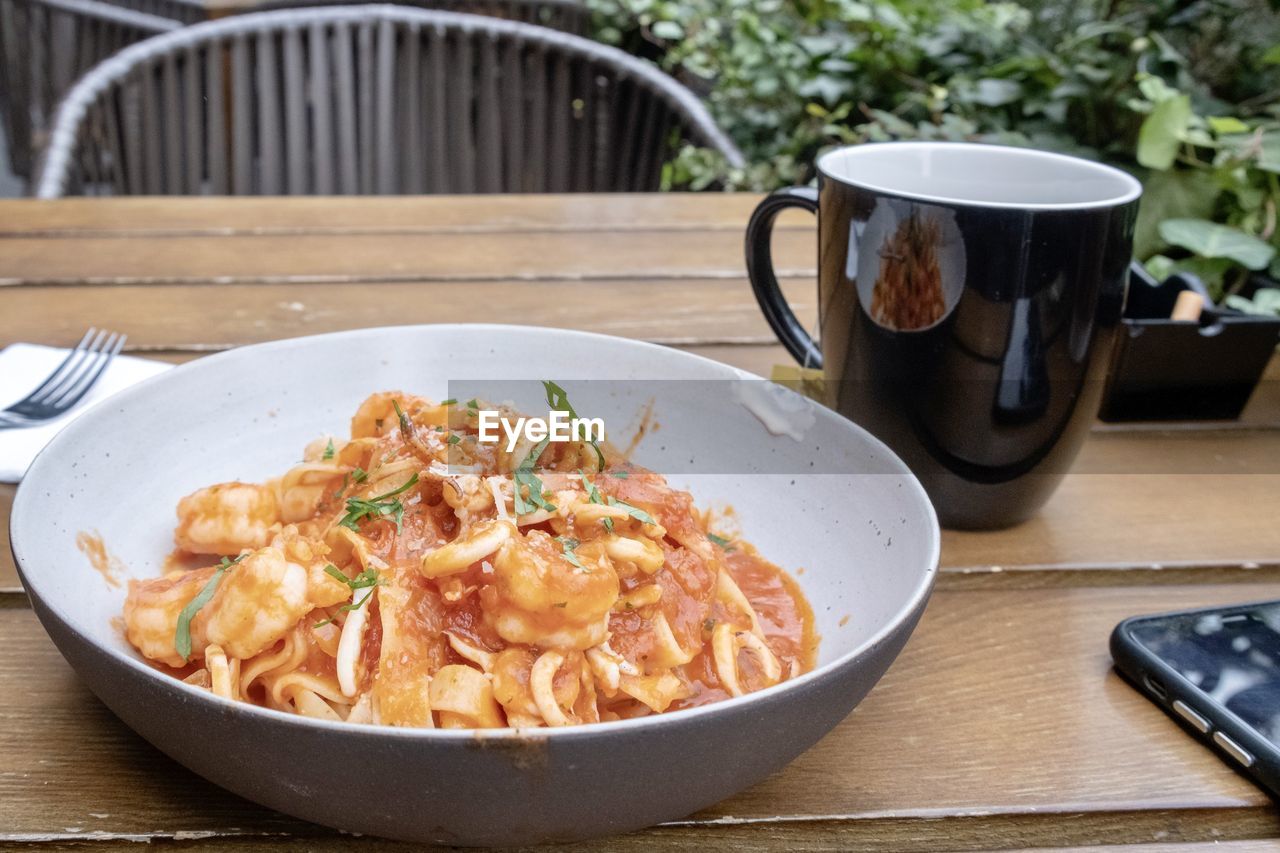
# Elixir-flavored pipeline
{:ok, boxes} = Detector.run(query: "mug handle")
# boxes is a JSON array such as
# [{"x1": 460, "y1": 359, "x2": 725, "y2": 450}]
[{"x1": 746, "y1": 186, "x2": 823, "y2": 369}]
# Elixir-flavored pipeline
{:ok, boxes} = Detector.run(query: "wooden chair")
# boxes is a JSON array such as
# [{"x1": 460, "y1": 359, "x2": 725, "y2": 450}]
[
  {"x1": 0, "y1": 0, "x2": 180, "y2": 181},
  {"x1": 35, "y1": 5, "x2": 741, "y2": 196},
  {"x1": 1, "y1": 0, "x2": 601, "y2": 188},
  {"x1": 37, "y1": 5, "x2": 742, "y2": 194}
]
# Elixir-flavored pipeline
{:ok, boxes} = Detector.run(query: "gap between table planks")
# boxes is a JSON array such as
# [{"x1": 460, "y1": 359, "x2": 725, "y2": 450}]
[{"x1": 2, "y1": 584, "x2": 1280, "y2": 849}]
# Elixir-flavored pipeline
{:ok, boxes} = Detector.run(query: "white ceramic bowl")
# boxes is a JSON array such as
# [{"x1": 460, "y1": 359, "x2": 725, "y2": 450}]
[{"x1": 11, "y1": 325, "x2": 938, "y2": 845}]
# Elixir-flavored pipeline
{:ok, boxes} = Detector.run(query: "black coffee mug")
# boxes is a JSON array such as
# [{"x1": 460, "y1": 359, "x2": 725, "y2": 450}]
[{"x1": 747, "y1": 142, "x2": 1141, "y2": 529}]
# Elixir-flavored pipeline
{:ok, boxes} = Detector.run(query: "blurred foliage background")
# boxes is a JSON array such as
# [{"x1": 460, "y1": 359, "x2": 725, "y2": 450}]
[{"x1": 586, "y1": 0, "x2": 1280, "y2": 309}]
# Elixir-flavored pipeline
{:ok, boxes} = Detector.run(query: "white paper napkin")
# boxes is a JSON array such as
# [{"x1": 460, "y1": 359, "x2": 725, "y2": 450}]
[{"x1": 0, "y1": 343, "x2": 172, "y2": 483}]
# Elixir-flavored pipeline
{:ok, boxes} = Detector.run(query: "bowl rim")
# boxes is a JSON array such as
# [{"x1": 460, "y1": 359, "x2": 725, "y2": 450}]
[{"x1": 12, "y1": 323, "x2": 940, "y2": 741}]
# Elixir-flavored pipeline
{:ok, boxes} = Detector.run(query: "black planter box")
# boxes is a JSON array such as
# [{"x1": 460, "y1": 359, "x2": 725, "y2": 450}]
[{"x1": 1099, "y1": 265, "x2": 1280, "y2": 422}]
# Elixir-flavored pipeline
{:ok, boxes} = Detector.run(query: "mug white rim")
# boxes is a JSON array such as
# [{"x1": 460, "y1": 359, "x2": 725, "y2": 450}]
[{"x1": 816, "y1": 141, "x2": 1143, "y2": 211}]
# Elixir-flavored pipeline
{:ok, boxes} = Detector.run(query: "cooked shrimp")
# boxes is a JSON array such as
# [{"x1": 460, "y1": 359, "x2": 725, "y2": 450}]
[
  {"x1": 201, "y1": 547, "x2": 310, "y2": 659},
  {"x1": 485, "y1": 529, "x2": 618, "y2": 650},
  {"x1": 175, "y1": 482, "x2": 280, "y2": 555},
  {"x1": 350, "y1": 391, "x2": 440, "y2": 439},
  {"x1": 270, "y1": 527, "x2": 348, "y2": 608},
  {"x1": 123, "y1": 565, "x2": 219, "y2": 667}
]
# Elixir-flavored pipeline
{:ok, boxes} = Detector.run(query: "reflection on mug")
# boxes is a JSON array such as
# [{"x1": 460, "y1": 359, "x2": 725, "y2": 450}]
[{"x1": 856, "y1": 200, "x2": 965, "y2": 333}]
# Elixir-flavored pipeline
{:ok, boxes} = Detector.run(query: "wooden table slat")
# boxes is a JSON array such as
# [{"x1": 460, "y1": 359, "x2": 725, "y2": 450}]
[
  {"x1": 3, "y1": 584, "x2": 1280, "y2": 848},
  {"x1": 1, "y1": 194, "x2": 805, "y2": 236}
]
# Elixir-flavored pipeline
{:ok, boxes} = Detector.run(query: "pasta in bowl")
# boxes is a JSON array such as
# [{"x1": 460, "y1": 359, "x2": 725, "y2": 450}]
[
  {"x1": 12, "y1": 324, "x2": 938, "y2": 845},
  {"x1": 125, "y1": 391, "x2": 815, "y2": 728}
]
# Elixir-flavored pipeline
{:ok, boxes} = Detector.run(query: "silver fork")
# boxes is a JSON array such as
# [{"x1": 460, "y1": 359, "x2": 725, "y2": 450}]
[{"x1": 0, "y1": 329, "x2": 127, "y2": 429}]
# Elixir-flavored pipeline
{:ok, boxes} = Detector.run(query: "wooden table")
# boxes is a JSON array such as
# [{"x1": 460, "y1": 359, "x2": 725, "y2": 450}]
[{"x1": 3, "y1": 194, "x2": 1280, "y2": 851}]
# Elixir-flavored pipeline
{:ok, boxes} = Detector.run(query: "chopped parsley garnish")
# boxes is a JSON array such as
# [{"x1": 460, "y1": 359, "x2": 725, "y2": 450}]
[
  {"x1": 332, "y1": 473, "x2": 350, "y2": 500},
  {"x1": 322, "y1": 438, "x2": 335, "y2": 460},
  {"x1": 707, "y1": 533, "x2": 732, "y2": 549},
  {"x1": 580, "y1": 471, "x2": 613, "y2": 532},
  {"x1": 175, "y1": 554, "x2": 243, "y2": 661},
  {"x1": 434, "y1": 425, "x2": 445, "y2": 432},
  {"x1": 607, "y1": 496, "x2": 656, "y2": 526},
  {"x1": 466, "y1": 398, "x2": 479, "y2": 410},
  {"x1": 580, "y1": 471, "x2": 605, "y2": 504},
  {"x1": 324, "y1": 563, "x2": 381, "y2": 591},
  {"x1": 352, "y1": 467, "x2": 368, "y2": 483},
  {"x1": 555, "y1": 535, "x2": 584, "y2": 569},
  {"x1": 513, "y1": 437, "x2": 556, "y2": 515},
  {"x1": 447, "y1": 433, "x2": 462, "y2": 445},
  {"x1": 440, "y1": 398, "x2": 457, "y2": 406},
  {"x1": 314, "y1": 564, "x2": 382, "y2": 627},
  {"x1": 392, "y1": 399, "x2": 413, "y2": 434},
  {"x1": 610, "y1": 470, "x2": 629, "y2": 479},
  {"x1": 543, "y1": 380, "x2": 605, "y2": 471},
  {"x1": 338, "y1": 473, "x2": 420, "y2": 533}
]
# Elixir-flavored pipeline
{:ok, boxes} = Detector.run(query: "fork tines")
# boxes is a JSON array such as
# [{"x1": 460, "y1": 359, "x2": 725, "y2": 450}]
[{"x1": 2, "y1": 328, "x2": 127, "y2": 424}]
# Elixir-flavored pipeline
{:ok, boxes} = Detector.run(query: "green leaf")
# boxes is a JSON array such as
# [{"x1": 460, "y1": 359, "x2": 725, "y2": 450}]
[
  {"x1": 1207, "y1": 116, "x2": 1249, "y2": 136},
  {"x1": 555, "y1": 536, "x2": 585, "y2": 570},
  {"x1": 1144, "y1": 254, "x2": 1176, "y2": 282},
  {"x1": 1132, "y1": 169, "x2": 1218, "y2": 260},
  {"x1": 651, "y1": 20, "x2": 683, "y2": 40},
  {"x1": 542, "y1": 380, "x2": 604, "y2": 471},
  {"x1": 707, "y1": 532, "x2": 735, "y2": 551},
  {"x1": 1137, "y1": 94, "x2": 1191, "y2": 170},
  {"x1": 1262, "y1": 44, "x2": 1280, "y2": 65},
  {"x1": 1158, "y1": 219, "x2": 1276, "y2": 270},
  {"x1": 338, "y1": 473, "x2": 419, "y2": 533},
  {"x1": 1143, "y1": 255, "x2": 1234, "y2": 301},
  {"x1": 314, "y1": 587, "x2": 378, "y2": 628},
  {"x1": 606, "y1": 496, "x2": 657, "y2": 526},
  {"x1": 513, "y1": 437, "x2": 556, "y2": 515},
  {"x1": 1257, "y1": 131, "x2": 1280, "y2": 174},
  {"x1": 1136, "y1": 75, "x2": 1178, "y2": 104},
  {"x1": 969, "y1": 78, "x2": 1022, "y2": 107},
  {"x1": 174, "y1": 556, "x2": 241, "y2": 662},
  {"x1": 1258, "y1": 289, "x2": 1280, "y2": 313},
  {"x1": 1225, "y1": 290, "x2": 1280, "y2": 317}
]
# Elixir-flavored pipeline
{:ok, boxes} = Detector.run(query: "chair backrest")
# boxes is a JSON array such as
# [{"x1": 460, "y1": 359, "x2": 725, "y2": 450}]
[
  {"x1": 36, "y1": 5, "x2": 742, "y2": 197},
  {"x1": 0, "y1": 0, "x2": 179, "y2": 180},
  {"x1": 99, "y1": 0, "x2": 206, "y2": 24},
  {"x1": 105, "y1": 0, "x2": 589, "y2": 32},
  {"x1": 251, "y1": 0, "x2": 591, "y2": 36}
]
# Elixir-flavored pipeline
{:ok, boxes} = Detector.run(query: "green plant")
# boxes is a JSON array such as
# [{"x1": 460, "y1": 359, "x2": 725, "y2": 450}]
[
  {"x1": 586, "y1": 0, "x2": 1280, "y2": 297},
  {"x1": 1135, "y1": 74, "x2": 1279, "y2": 300},
  {"x1": 1226, "y1": 287, "x2": 1280, "y2": 316}
]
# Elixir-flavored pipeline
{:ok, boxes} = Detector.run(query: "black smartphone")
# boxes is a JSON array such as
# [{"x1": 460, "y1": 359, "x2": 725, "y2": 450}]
[{"x1": 1111, "y1": 599, "x2": 1280, "y2": 797}]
